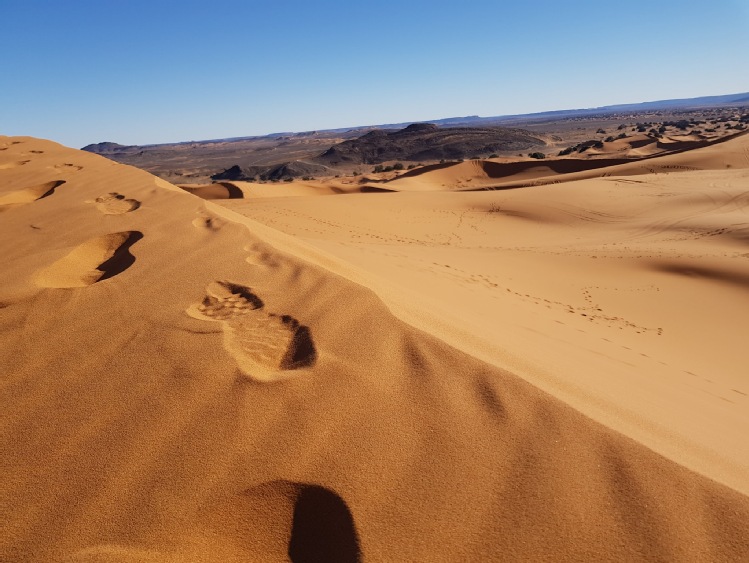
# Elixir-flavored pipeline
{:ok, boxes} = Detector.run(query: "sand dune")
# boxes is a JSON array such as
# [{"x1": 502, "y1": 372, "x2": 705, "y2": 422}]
[
  {"x1": 221, "y1": 132, "x2": 749, "y2": 494},
  {"x1": 375, "y1": 130, "x2": 749, "y2": 192},
  {"x1": 2, "y1": 134, "x2": 749, "y2": 562}
]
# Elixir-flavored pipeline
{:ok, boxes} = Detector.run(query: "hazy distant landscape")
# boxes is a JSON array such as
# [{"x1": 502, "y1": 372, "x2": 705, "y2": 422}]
[{"x1": 83, "y1": 93, "x2": 749, "y2": 184}]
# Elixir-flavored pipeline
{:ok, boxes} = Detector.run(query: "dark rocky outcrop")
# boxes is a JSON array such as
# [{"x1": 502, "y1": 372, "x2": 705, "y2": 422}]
[
  {"x1": 315, "y1": 123, "x2": 545, "y2": 165},
  {"x1": 81, "y1": 142, "x2": 137, "y2": 154},
  {"x1": 211, "y1": 160, "x2": 330, "y2": 181}
]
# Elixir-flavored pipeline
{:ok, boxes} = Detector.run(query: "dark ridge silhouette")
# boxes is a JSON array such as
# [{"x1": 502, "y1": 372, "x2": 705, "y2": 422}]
[
  {"x1": 97, "y1": 231, "x2": 143, "y2": 282},
  {"x1": 212, "y1": 161, "x2": 330, "y2": 182},
  {"x1": 316, "y1": 123, "x2": 545, "y2": 165},
  {"x1": 288, "y1": 484, "x2": 361, "y2": 563}
]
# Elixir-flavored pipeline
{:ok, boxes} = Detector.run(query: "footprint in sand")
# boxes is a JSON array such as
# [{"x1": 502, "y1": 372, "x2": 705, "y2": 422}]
[
  {"x1": 187, "y1": 281, "x2": 316, "y2": 382},
  {"x1": 0, "y1": 180, "x2": 65, "y2": 211},
  {"x1": 35, "y1": 231, "x2": 142, "y2": 288},
  {"x1": 243, "y1": 480, "x2": 361, "y2": 563},
  {"x1": 192, "y1": 213, "x2": 225, "y2": 231},
  {"x1": 244, "y1": 243, "x2": 282, "y2": 268},
  {"x1": 0, "y1": 159, "x2": 30, "y2": 170},
  {"x1": 91, "y1": 192, "x2": 141, "y2": 215},
  {"x1": 54, "y1": 163, "x2": 83, "y2": 172}
]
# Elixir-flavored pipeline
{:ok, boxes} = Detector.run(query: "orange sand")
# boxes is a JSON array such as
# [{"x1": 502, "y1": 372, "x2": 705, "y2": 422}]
[{"x1": 1, "y1": 135, "x2": 748, "y2": 562}]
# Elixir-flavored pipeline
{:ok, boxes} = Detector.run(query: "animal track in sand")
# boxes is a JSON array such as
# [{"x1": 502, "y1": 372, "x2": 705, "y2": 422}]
[
  {"x1": 35, "y1": 231, "x2": 142, "y2": 288},
  {"x1": 92, "y1": 192, "x2": 141, "y2": 214},
  {"x1": 187, "y1": 281, "x2": 316, "y2": 382},
  {"x1": 0, "y1": 180, "x2": 65, "y2": 211}
]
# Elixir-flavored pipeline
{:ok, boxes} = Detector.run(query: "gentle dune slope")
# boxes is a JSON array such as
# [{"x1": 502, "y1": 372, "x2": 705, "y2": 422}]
[
  {"x1": 221, "y1": 132, "x2": 749, "y2": 496},
  {"x1": 1, "y1": 135, "x2": 749, "y2": 562}
]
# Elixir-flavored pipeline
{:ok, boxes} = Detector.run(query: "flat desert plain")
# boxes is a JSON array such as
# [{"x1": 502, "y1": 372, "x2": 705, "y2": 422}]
[{"x1": 1, "y1": 133, "x2": 749, "y2": 562}]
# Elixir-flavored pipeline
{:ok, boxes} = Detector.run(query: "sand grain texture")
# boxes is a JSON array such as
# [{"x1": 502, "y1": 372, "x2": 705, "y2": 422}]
[{"x1": 1, "y1": 135, "x2": 749, "y2": 562}]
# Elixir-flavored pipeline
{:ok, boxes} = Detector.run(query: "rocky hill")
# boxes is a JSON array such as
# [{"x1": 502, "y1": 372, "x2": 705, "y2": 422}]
[
  {"x1": 80, "y1": 141, "x2": 137, "y2": 154},
  {"x1": 211, "y1": 160, "x2": 331, "y2": 182},
  {"x1": 315, "y1": 123, "x2": 545, "y2": 165}
]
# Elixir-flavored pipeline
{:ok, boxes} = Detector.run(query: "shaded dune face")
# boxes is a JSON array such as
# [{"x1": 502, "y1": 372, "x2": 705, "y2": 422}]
[{"x1": 35, "y1": 231, "x2": 143, "y2": 288}]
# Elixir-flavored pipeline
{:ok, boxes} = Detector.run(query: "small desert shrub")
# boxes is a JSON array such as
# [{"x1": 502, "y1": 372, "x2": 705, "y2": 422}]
[{"x1": 528, "y1": 152, "x2": 545, "y2": 159}]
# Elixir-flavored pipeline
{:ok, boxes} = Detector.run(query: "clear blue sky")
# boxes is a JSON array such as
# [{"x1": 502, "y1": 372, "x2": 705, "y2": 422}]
[{"x1": 2, "y1": 0, "x2": 748, "y2": 148}]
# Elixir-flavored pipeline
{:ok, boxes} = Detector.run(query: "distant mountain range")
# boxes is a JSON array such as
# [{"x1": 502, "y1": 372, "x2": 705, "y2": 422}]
[{"x1": 82, "y1": 92, "x2": 749, "y2": 151}]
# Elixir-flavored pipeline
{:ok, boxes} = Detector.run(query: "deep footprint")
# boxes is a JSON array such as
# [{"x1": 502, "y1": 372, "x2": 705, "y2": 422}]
[
  {"x1": 187, "y1": 281, "x2": 316, "y2": 382},
  {"x1": 93, "y1": 192, "x2": 141, "y2": 214},
  {"x1": 35, "y1": 231, "x2": 142, "y2": 288},
  {"x1": 0, "y1": 180, "x2": 65, "y2": 211},
  {"x1": 242, "y1": 480, "x2": 361, "y2": 563}
]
